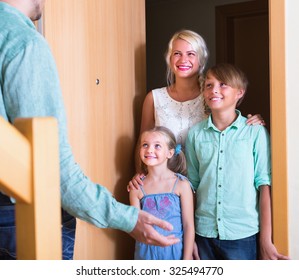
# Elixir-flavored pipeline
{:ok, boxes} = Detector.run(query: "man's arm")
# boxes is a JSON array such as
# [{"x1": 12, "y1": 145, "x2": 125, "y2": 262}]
[{"x1": 3, "y1": 31, "x2": 179, "y2": 246}]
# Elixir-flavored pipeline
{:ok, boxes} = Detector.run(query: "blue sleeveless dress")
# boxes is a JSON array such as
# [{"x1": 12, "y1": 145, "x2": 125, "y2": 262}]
[{"x1": 134, "y1": 173, "x2": 193, "y2": 260}]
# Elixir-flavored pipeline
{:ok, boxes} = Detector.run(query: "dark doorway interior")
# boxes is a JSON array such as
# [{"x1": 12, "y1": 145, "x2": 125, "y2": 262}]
[
  {"x1": 216, "y1": 0, "x2": 269, "y2": 131},
  {"x1": 146, "y1": 0, "x2": 269, "y2": 130}
]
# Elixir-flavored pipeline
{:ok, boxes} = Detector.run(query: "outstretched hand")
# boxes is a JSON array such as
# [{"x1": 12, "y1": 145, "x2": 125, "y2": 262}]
[{"x1": 130, "y1": 210, "x2": 180, "y2": 246}]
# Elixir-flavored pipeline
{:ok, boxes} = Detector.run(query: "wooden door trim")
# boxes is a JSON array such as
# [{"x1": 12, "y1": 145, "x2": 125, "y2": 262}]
[
  {"x1": 269, "y1": 0, "x2": 288, "y2": 255},
  {"x1": 216, "y1": 0, "x2": 268, "y2": 63}
]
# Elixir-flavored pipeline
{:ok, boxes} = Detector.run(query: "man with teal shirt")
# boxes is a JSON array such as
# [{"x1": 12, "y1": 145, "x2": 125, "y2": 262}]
[
  {"x1": 185, "y1": 63, "x2": 289, "y2": 260},
  {"x1": 0, "y1": 0, "x2": 179, "y2": 259}
]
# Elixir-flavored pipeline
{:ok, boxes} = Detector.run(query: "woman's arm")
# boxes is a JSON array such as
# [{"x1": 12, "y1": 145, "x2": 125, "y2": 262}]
[
  {"x1": 140, "y1": 91, "x2": 155, "y2": 134},
  {"x1": 128, "y1": 91, "x2": 156, "y2": 190}
]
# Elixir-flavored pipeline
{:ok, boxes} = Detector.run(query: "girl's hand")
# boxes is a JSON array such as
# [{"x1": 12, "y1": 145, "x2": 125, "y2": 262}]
[
  {"x1": 246, "y1": 114, "x2": 266, "y2": 126},
  {"x1": 193, "y1": 242, "x2": 200, "y2": 260},
  {"x1": 127, "y1": 173, "x2": 146, "y2": 192}
]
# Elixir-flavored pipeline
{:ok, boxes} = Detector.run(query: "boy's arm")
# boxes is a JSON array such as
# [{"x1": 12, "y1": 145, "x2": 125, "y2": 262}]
[{"x1": 259, "y1": 185, "x2": 289, "y2": 260}]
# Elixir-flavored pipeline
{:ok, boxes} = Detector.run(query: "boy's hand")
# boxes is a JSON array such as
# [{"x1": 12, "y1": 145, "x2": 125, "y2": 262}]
[{"x1": 259, "y1": 240, "x2": 290, "y2": 260}]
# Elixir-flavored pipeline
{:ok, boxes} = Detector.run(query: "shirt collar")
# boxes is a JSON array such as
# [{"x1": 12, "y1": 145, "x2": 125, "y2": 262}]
[
  {"x1": 205, "y1": 110, "x2": 242, "y2": 131},
  {"x1": 0, "y1": 2, "x2": 36, "y2": 30}
]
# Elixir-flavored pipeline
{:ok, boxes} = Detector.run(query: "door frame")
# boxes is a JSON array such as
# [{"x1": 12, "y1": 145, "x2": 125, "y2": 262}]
[
  {"x1": 269, "y1": 0, "x2": 288, "y2": 255},
  {"x1": 216, "y1": 0, "x2": 288, "y2": 255}
]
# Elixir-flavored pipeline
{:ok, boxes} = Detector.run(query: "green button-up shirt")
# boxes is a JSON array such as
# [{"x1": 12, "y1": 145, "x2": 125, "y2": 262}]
[
  {"x1": 185, "y1": 111, "x2": 271, "y2": 240},
  {"x1": 0, "y1": 2, "x2": 138, "y2": 232}
]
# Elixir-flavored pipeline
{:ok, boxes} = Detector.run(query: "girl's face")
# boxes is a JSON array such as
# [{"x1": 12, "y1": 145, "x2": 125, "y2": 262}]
[
  {"x1": 140, "y1": 132, "x2": 174, "y2": 168},
  {"x1": 203, "y1": 73, "x2": 244, "y2": 112},
  {"x1": 170, "y1": 39, "x2": 200, "y2": 79}
]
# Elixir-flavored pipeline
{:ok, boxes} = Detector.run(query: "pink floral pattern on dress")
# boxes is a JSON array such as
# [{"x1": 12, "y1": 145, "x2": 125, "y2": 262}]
[{"x1": 144, "y1": 196, "x2": 172, "y2": 219}]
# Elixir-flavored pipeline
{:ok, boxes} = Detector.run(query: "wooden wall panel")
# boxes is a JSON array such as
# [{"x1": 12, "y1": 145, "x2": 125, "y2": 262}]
[{"x1": 43, "y1": 0, "x2": 146, "y2": 259}]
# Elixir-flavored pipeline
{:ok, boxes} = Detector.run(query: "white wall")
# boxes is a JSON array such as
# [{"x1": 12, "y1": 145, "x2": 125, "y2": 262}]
[{"x1": 286, "y1": 0, "x2": 299, "y2": 260}]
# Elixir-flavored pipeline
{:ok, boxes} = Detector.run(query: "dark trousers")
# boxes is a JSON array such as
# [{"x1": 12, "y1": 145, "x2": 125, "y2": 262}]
[
  {"x1": 195, "y1": 233, "x2": 258, "y2": 260},
  {"x1": 0, "y1": 193, "x2": 76, "y2": 260}
]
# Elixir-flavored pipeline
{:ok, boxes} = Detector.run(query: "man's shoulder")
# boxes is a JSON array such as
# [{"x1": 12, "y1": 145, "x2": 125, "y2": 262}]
[{"x1": 0, "y1": 13, "x2": 47, "y2": 60}]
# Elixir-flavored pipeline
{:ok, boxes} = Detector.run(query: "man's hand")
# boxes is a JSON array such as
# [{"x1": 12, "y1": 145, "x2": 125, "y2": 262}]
[{"x1": 129, "y1": 210, "x2": 180, "y2": 246}]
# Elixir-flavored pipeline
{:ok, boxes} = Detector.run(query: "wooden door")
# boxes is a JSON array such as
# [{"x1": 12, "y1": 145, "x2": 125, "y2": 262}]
[
  {"x1": 43, "y1": 0, "x2": 146, "y2": 259},
  {"x1": 216, "y1": 0, "x2": 269, "y2": 130}
]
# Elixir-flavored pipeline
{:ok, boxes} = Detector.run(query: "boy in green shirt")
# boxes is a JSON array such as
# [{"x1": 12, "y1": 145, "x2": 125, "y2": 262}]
[{"x1": 185, "y1": 63, "x2": 289, "y2": 260}]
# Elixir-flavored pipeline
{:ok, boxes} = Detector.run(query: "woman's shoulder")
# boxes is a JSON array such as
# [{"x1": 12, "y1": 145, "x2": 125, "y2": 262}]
[{"x1": 151, "y1": 87, "x2": 168, "y2": 97}]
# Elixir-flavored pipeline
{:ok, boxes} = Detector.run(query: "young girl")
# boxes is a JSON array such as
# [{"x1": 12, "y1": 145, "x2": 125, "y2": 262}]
[{"x1": 129, "y1": 126, "x2": 195, "y2": 260}]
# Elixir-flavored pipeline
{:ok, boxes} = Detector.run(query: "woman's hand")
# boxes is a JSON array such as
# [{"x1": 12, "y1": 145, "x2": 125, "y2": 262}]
[
  {"x1": 246, "y1": 114, "x2": 266, "y2": 126},
  {"x1": 127, "y1": 173, "x2": 146, "y2": 192}
]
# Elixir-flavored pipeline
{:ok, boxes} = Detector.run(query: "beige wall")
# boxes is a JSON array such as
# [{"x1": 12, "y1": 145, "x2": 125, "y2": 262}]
[{"x1": 286, "y1": 0, "x2": 299, "y2": 260}]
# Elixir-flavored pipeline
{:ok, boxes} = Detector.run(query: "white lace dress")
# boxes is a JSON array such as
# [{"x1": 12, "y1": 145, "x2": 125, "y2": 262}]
[{"x1": 152, "y1": 87, "x2": 207, "y2": 149}]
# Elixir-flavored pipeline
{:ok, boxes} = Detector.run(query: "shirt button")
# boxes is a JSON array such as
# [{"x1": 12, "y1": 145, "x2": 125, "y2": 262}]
[
  {"x1": 220, "y1": 150, "x2": 223, "y2": 153},
  {"x1": 218, "y1": 218, "x2": 221, "y2": 221},
  {"x1": 218, "y1": 185, "x2": 221, "y2": 188},
  {"x1": 222, "y1": 133, "x2": 225, "y2": 136},
  {"x1": 218, "y1": 201, "x2": 221, "y2": 204},
  {"x1": 219, "y1": 167, "x2": 222, "y2": 170}
]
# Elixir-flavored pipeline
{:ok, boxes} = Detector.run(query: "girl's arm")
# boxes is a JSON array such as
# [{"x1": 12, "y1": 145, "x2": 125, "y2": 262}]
[
  {"x1": 129, "y1": 188, "x2": 142, "y2": 209},
  {"x1": 178, "y1": 180, "x2": 195, "y2": 260},
  {"x1": 259, "y1": 185, "x2": 289, "y2": 260}
]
